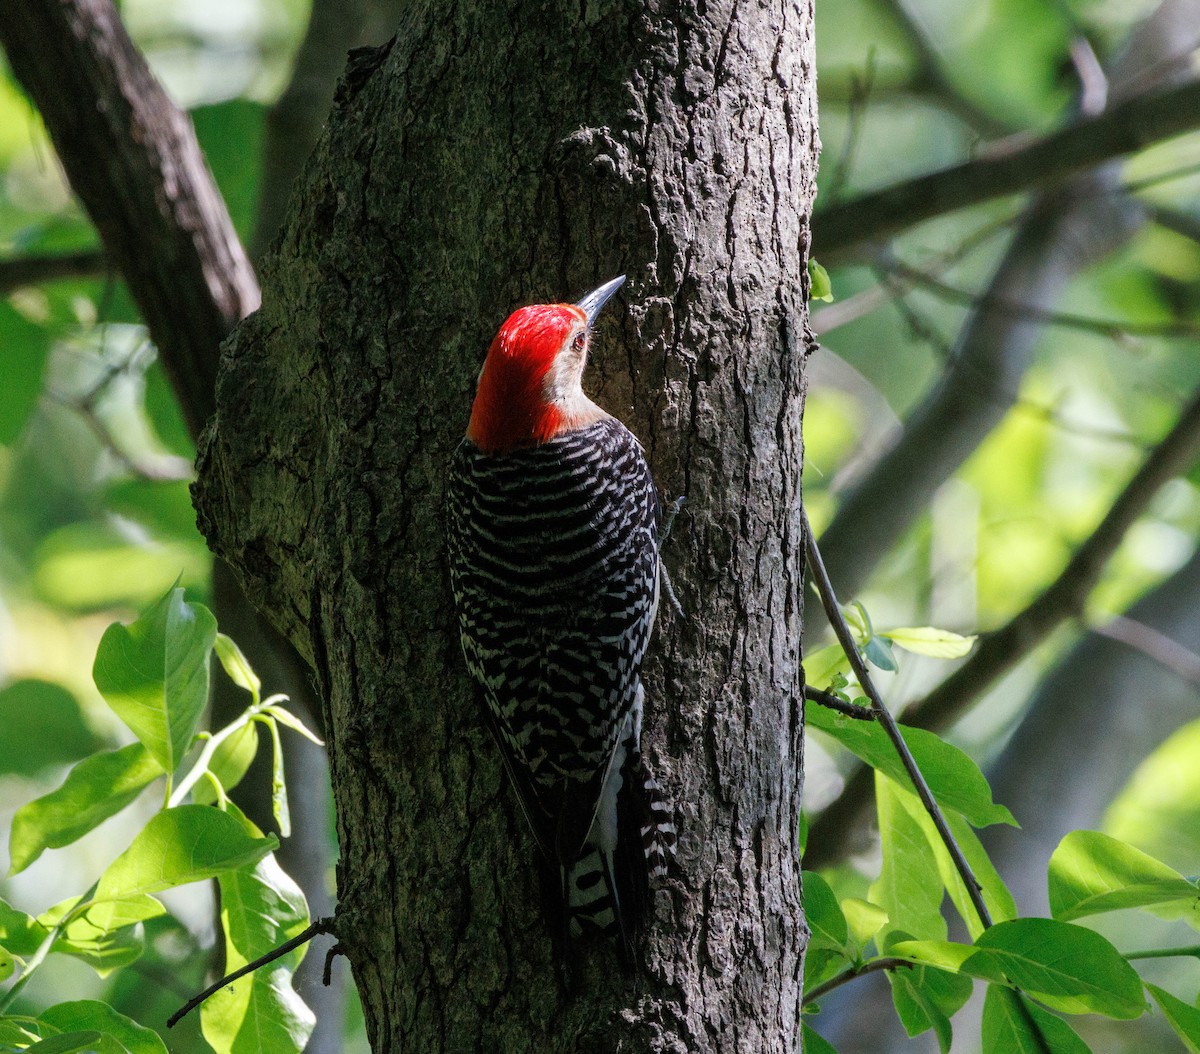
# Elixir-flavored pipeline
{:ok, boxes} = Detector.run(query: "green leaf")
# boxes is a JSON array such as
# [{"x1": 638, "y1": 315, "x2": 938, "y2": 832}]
[
  {"x1": 982, "y1": 987, "x2": 1093, "y2": 1054},
  {"x1": 264, "y1": 717, "x2": 291, "y2": 838},
  {"x1": 265, "y1": 705, "x2": 324, "y2": 746},
  {"x1": 892, "y1": 919, "x2": 1145, "y2": 1018},
  {"x1": 808, "y1": 258, "x2": 834, "y2": 302},
  {"x1": 36, "y1": 896, "x2": 163, "y2": 976},
  {"x1": 92, "y1": 586, "x2": 217, "y2": 775},
  {"x1": 880, "y1": 627, "x2": 977, "y2": 660},
  {"x1": 214, "y1": 633, "x2": 260, "y2": 703},
  {"x1": 805, "y1": 643, "x2": 851, "y2": 689},
  {"x1": 95, "y1": 805, "x2": 277, "y2": 903},
  {"x1": 802, "y1": 1023, "x2": 839, "y2": 1054},
  {"x1": 0, "y1": 301, "x2": 51, "y2": 445},
  {"x1": 22, "y1": 1031, "x2": 120, "y2": 1054},
  {"x1": 0, "y1": 942, "x2": 13, "y2": 982},
  {"x1": 889, "y1": 784, "x2": 1016, "y2": 938},
  {"x1": 870, "y1": 776, "x2": 947, "y2": 944},
  {"x1": 887, "y1": 961, "x2": 972, "y2": 1053},
  {"x1": 9, "y1": 743, "x2": 164, "y2": 874},
  {"x1": 841, "y1": 898, "x2": 888, "y2": 945},
  {"x1": 201, "y1": 849, "x2": 314, "y2": 1054},
  {"x1": 0, "y1": 1018, "x2": 51, "y2": 1048},
  {"x1": 0, "y1": 896, "x2": 47, "y2": 956},
  {"x1": 809, "y1": 705, "x2": 1016, "y2": 828},
  {"x1": 194, "y1": 721, "x2": 260, "y2": 806},
  {"x1": 863, "y1": 634, "x2": 898, "y2": 672},
  {"x1": 0, "y1": 680, "x2": 103, "y2": 777},
  {"x1": 1148, "y1": 983, "x2": 1200, "y2": 1053},
  {"x1": 803, "y1": 871, "x2": 851, "y2": 957},
  {"x1": 1048, "y1": 830, "x2": 1199, "y2": 922},
  {"x1": 40, "y1": 1001, "x2": 168, "y2": 1054}
]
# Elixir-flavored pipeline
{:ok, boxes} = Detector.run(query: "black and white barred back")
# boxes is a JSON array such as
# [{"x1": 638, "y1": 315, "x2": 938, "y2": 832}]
[{"x1": 446, "y1": 417, "x2": 676, "y2": 961}]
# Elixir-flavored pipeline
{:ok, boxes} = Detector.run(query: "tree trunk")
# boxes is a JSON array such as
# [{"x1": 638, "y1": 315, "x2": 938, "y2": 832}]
[{"x1": 194, "y1": 2, "x2": 818, "y2": 1049}]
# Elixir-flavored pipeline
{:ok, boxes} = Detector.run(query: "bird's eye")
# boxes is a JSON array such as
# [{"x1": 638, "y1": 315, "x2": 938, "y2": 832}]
[{"x1": 572, "y1": 332, "x2": 587, "y2": 353}]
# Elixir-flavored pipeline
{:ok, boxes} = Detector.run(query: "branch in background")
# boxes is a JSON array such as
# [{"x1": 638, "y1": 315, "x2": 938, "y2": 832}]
[
  {"x1": 882, "y1": 254, "x2": 1200, "y2": 340},
  {"x1": 1091, "y1": 614, "x2": 1200, "y2": 685},
  {"x1": 813, "y1": 78, "x2": 1200, "y2": 260},
  {"x1": 816, "y1": 173, "x2": 1139, "y2": 601},
  {"x1": 0, "y1": 0, "x2": 260, "y2": 440},
  {"x1": 806, "y1": 383, "x2": 1200, "y2": 868},
  {"x1": 0, "y1": 249, "x2": 107, "y2": 294},
  {"x1": 882, "y1": 0, "x2": 1012, "y2": 138}
]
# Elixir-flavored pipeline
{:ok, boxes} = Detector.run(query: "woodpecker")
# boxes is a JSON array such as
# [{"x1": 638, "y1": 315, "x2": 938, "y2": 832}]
[{"x1": 446, "y1": 275, "x2": 676, "y2": 967}]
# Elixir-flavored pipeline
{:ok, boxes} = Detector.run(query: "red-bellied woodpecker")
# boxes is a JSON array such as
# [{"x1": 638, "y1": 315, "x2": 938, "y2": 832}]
[{"x1": 446, "y1": 275, "x2": 676, "y2": 968}]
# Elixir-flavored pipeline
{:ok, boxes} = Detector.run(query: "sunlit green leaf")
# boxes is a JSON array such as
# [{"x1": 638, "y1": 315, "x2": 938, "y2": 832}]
[
  {"x1": 803, "y1": 871, "x2": 851, "y2": 957},
  {"x1": 805, "y1": 643, "x2": 851, "y2": 689},
  {"x1": 0, "y1": 896, "x2": 46, "y2": 957},
  {"x1": 22, "y1": 1030, "x2": 120, "y2": 1054},
  {"x1": 892, "y1": 919, "x2": 1145, "y2": 1018},
  {"x1": 808, "y1": 258, "x2": 834, "y2": 302},
  {"x1": 887, "y1": 960, "x2": 972, "y2": 1053},
  {"x1": 809, "y1": 705, "x2": 1016, "y2": 828},
  {"x1": 982, "y1": 987, "x2": 1093, "y2": 1054},
  {"x1": 36, "y1": 895, "x2": 163, "y2": 976},
  {"x1": 93, "y1": 586, "x2": 217, "y2": 775},
  {"x1": 889, "y1": 784, "x2": 1016, "y2": 938},
  {"x1": 95, "y1": 806, "x2": 277, "y2": 903},
  {"x1": 265, "y1": 705, "x2": 324, "y2": 746},
  {"x1": 214, "y1": 633, "x2": 260, "y2": 702},
  {"x1": 1049, "y1": 830, "x2": 1199, "y2": 923},
  {"x1": 880, "y1": 627, "x2": 977, "y2": 659},
  {"x1": 9, "y1": 743, "x2": 163, "y2": 874},
  {"x1": 193, "y1": 721, "x2": 260, "y2": 806},
  {"x1": 0, "y1": 942, "x2": 13, "y2": 982},
  {"x1": 841, "y1": 898, "x2": 888, "y2": 945},
  {"x1": 0, "y1": 1018, "x2": 51, "y2": 1048},
  {"x1": 265, "y1": 716, "x2": 291, "y2": 838},
  {"x1": 870, "y1": 777, "x2": 946, "y2": 943},
  {"x1": 1148, "y1": 983, "x2": 1200, "y2": 1053},
  {"x1": 201, "y1": 825, "x2": 313, "y2": 1054},
  {"x1": 40, "y1": 1001, "x2": 168, "y2": 1054}
]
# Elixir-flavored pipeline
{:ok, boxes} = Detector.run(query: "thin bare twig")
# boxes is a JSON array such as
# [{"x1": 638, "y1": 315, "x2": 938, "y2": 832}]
[
  {"x1": 1091, "y1": 614, "x2": 1200, "y2": 685},
  {"x1": 805, "y1": 684, "x2": 874, "y2": 721},
  {"x1": 167, "y1": 917, "x2": 337, "y2": 1028},
  {"x1": 882, "y1": 256, "x2": 1200, "y2": 341},
  {"x1": 803, "y1": 507, "x2": 993, "y2": 930},
  {"x1": 802, "y1": 957, "x2": 914, "y2": 1006}
]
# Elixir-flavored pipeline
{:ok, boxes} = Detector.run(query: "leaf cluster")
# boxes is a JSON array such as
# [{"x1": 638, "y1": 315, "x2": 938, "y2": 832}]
[{"x1": 0, "y1": 586, "x2": 321, "y2": 1054}]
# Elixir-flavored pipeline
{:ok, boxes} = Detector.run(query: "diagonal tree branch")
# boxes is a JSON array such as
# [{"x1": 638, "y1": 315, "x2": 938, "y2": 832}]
[
  {"x1": 0, "y1": 0, "x2": 260, "y2": 440},
  {"x1": 813, "y1": 78, "x2": 1200, "y2": 261}
]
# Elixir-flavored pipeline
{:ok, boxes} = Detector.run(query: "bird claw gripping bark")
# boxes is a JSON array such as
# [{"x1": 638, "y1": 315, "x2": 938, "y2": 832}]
[{"x1": 446, "y1": 277, "x2": 677, "y2": 969}]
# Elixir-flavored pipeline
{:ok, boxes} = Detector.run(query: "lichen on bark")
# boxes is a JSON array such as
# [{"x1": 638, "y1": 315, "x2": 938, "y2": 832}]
[{"x1": 194, "y1": 1, "x2": 819, "y2": 1049}]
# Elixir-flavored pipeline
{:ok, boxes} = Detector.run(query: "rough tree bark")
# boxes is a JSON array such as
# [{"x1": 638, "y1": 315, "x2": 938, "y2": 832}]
[{"x1": 194, "y1": 1, "x2": 818, "y2": 1050}]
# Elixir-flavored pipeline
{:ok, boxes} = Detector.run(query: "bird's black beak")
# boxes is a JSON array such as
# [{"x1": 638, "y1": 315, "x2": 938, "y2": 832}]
[{"x1": 575, "y1": 275, "x2": 626, "y2": 329}]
